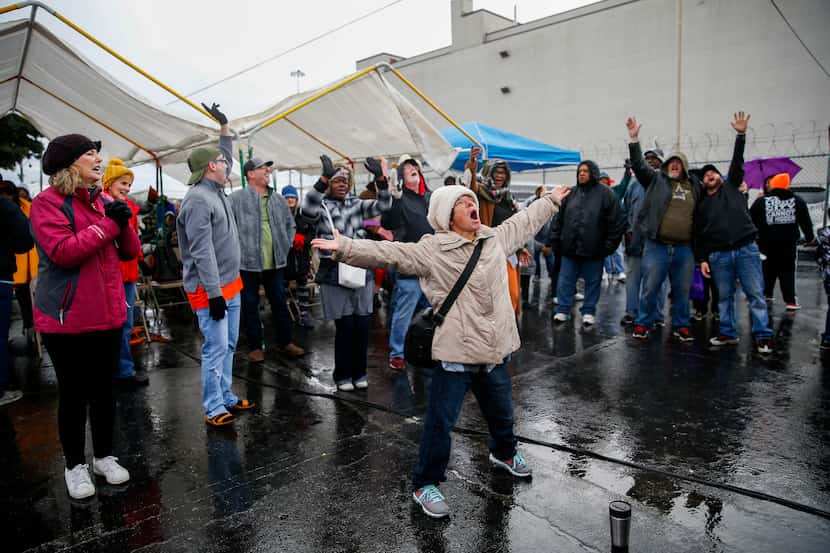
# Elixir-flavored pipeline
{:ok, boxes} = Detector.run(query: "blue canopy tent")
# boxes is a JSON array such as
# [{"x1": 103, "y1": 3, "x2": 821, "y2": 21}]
[{"x1": 441, "y1": 122, "x2": 581, "y2": 172}]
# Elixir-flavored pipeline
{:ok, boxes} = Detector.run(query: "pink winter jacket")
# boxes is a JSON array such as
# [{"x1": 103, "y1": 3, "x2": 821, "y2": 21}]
[{"x1": 30, "y1": 185, "x2": 140, "y2": 334}]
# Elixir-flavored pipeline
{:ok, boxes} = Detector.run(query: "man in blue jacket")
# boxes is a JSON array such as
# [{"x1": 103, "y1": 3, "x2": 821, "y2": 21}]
[{"x1": 230, "y1": 158, "x2": 303, "y2": 362}]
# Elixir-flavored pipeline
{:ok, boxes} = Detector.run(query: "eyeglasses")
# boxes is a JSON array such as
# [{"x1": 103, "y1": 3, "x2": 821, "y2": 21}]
[{"x1": 212, "y1": 157, "x2": 228, "y2": 164}]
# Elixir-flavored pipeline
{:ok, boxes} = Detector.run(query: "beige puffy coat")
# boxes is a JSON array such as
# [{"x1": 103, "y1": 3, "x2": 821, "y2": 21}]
[{"x1": 334, "y1": 194, "x2": 560, "y2": 364}]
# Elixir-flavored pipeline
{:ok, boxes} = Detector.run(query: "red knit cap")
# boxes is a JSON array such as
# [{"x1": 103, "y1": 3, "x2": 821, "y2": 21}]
[{"x1": 769, "y1": 173, "x2": 790, "y2": 190}]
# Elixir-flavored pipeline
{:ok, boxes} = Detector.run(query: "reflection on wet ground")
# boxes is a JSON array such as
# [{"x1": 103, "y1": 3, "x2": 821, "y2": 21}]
[{"x1": 1, "y1": 264, "x2": 829, "y2": 552}]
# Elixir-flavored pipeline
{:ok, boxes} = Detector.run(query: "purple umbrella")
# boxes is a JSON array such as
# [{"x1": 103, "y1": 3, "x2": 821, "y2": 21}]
[{"x1": 743, "y1": 157, "x2": 801, "y2": 190}]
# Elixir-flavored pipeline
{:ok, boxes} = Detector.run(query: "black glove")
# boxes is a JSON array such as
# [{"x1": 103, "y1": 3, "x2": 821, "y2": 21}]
[
  {"x1": 320, "y1": 155, "x2": 336, "y2": 180},
  {"x1": 364, "y1": 157, "x2": 383, "y2": 180},
  {"x1": 104, "y1": 200, "x2": 132, "y2": 228},
  {"x1": 208, "y1": 296, "x2": 227, "y2": 321},
  {"x1": 624, "y1": 158, "x2": 632, "y2": 170},
  {"x1": 201, "y1": 102, "x2": 228, "y2": 125}
]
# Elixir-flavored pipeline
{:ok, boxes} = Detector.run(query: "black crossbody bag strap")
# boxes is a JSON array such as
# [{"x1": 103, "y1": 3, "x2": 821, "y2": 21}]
[{"x1": 432, "y1": 240, "x2": 484, "y2": 325}]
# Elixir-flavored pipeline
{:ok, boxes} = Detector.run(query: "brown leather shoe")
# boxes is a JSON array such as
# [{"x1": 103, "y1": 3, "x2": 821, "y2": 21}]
[
  {"x1": 247, "y1": 349, "x2": 265, "y2": 363},
  {"x1": 280, "y1": 343, "x2": 305, "y2": 357}
]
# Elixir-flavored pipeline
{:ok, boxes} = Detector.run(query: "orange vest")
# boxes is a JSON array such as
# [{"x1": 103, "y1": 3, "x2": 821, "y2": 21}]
[{"x1": 13, "y1": 198, "x2": 38, "y2": 285}]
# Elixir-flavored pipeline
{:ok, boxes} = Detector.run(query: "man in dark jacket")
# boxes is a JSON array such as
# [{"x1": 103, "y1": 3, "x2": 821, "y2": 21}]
[
  {"x1": 0, "y1": 180, "x2": 34, "y2": 407},
  {"x1": 750, "y1": 173, "x2": 814, "y2": 310},
  {"x1": 698, "y1": 112, "x2": 774, "y2": 354},
  {"x1": 550, "y1": 160, "x2": 625, "y2": 327},
  {"x1": 626, "y1": 116, "x2": 703, "y2": 342},
  {"x1": 382, "y1": 156, "x2": 433, "y2": 370}
]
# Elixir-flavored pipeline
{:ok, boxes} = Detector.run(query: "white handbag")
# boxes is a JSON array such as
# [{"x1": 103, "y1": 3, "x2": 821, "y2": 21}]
[{"x1": 321, "y1": 202, "x2": 367, "y2": 289}]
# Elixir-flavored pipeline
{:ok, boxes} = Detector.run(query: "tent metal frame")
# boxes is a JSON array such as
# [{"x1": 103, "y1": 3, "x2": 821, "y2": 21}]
[{"x1": 2, "y1": 2, "x2": 480, "y2": 179}]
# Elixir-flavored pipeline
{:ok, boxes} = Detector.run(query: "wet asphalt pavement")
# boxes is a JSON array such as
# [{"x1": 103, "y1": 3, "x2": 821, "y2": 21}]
[{"x1": 1, "y1": 261, "x2": 829, "y2": 552}]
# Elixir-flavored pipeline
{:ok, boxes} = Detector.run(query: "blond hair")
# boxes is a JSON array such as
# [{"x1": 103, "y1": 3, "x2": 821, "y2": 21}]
[{"x1": 49, "y1": 165, "x2": 84, "y2": 196}]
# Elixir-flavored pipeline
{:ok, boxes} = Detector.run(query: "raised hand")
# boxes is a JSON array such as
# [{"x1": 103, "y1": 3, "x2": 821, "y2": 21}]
[
  {"x1": 320, "y1": 155, "x2": 336, "y2": 180},
  {"x1": 626, "y1": 116, "x2": 641, "y2": 141},
  {"x1": 364, "y1": 157, "x2": 384, "y2": 180},
  {"x1": 201, "y1": 102, "x2": 227, "y2": 125},
  {"x1": 731, "y1": 111, "x2": 750, "y2": 134}
]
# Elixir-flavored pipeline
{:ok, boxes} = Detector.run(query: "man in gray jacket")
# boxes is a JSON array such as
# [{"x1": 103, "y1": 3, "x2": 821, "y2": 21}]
[
  {"x1": 229, "y1": 158, "x2": 303, "y2": 362},
  {"x1": 177, "y1": 103, "x2": 254, "y2": 427}
]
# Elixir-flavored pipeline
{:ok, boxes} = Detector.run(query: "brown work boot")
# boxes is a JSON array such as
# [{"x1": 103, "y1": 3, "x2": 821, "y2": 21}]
[
  {"x1": 280, "y1": 343, "x2": 306, "y2": 357},
  {"x1": 247, "y1": 349, "x2": 265, "y2": 363}
]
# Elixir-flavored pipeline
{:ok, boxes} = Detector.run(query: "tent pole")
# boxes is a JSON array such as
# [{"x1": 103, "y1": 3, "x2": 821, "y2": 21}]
[
  {"x1": 379, "y1": 63, "x2": 482, "y2": 150},
  {"x1": 18, "y1": 1, "x2": 216, "y2": 123},
  {"x1": 11, "y1": 5, "x2": 37, "y2": 112}
]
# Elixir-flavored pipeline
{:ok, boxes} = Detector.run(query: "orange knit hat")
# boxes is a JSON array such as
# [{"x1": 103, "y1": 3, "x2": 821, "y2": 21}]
[
  {"x1": 102, "y1": 158, "x2": 134, "y2": 189},
  {"x1": 769, "y1": 173, "x2": 790, "y2": 190}
]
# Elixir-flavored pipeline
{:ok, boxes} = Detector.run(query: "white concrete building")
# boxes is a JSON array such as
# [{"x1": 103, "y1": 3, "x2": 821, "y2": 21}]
[{"x1": 359, "y1": 0, "x2": 829, "y2": 191}]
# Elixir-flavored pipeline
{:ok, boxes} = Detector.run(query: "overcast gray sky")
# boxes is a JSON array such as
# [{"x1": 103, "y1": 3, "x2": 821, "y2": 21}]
[{"x1": 2, "y1": 0, "x2": 596, "y2": 189}]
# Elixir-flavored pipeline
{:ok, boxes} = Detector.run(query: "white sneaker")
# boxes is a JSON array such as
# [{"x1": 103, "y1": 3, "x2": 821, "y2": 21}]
[
  {"x1": 65, "y1": 464, "x2": 95, "y2": 499},
  {"x1": 354, "y1": 377, "x2": 368, "y2": 390},
  {"x1": 574, "y1": 293, "x2": 585, "y2": 301},
  {"x1": 617, "y1": 272, "x2": 626, "y2": 283},
  {"x1": 553, "y1": 312, "x2": 570, "y2": 323},
  {"x1": 93, "y1": 456, "x2": 130, "y2": 485},
  {"x1": 337, "y1": 381, "x2": 355, "y2": 392},
  {"x1": 552, "y1": 296, "x2": 559, "y2": 305},
  {"x1": 582, "y1": 314, "x2": 596, "y2": 326},
  {"x1": 0, "y1": 390, "x2": 23, "y2": 407}
]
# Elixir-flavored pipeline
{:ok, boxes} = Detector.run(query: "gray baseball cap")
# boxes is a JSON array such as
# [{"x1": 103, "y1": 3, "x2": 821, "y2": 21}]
[{"x1": 243, "y1": 157, "x2": 274, "y2": 174}]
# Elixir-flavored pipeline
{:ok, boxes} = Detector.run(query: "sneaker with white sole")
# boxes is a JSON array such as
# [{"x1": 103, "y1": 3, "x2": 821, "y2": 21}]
[
  {"x1": 710, "y1": 335, "x2": 739, "y2": 346},
  {"x1": 616, "y1": 272, "x2": 626, "y2": 283},
  {"x1": 574, "y1": 292, "x2": 585, "y2": 301},
  {"x1": 582, "y1": 314, "x2": 596, "y2": 326},
  {"x1": 353, "y1": 377, "x2": 368, "y2": 389},
  {"x1": 336, "y1": 380, "x2": 355, "y2": 392},
  {"x1": 65, "y1": 464, "x2": 95, "y2": 499},
  {"x1": 489, "y1": 452, "x2": 532, "y2": 477},
  {"x1": 93, "y1": 456, "x2": 130, "y2": 485},
  {"x1": 413, "y1": 485, "x2": 450, "y2": 518},
  {"x1": 755, "y1": 338, "x2": 773, "y2": 354},
  {"x1": 785, "y1": 303, "x2": 801, "y2": 311},
  {"x1": 553, "y1": 312, "x2": 570, "y2": 324},
  {"x1": 0, "y1": 389, "x2": 23, "y2": 407}
]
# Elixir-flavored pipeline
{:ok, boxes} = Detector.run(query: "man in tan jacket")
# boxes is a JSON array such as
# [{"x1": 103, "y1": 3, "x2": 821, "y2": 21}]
[{"x1": 312, "y1": 183, "x2": 569, "y2": 518}]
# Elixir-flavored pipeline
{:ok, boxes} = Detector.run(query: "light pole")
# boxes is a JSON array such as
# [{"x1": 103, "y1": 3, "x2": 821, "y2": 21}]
[{"x1": 290, "y1": 69, "x2": 306, "y2": 94}]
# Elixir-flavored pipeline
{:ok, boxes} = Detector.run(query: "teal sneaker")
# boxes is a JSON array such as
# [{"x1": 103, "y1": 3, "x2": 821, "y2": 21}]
[
  {"x1": 489, "y1": 451, "x2": 532, "y2": 477},
  {"x1": 413, "y1": 485, "x2": 450, "y2": 518}
]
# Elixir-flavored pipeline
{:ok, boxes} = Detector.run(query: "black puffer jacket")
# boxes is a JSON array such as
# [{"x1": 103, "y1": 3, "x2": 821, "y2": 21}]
[
  {"x1": 548, "y1": 161, "x2": 625, "y2": 259},
  {"x1": 0, "y1": 197, "x2": 34, "y2": 280},
  {"x1": 381, "y1": 188, "x2": 433, "y2": 244}
]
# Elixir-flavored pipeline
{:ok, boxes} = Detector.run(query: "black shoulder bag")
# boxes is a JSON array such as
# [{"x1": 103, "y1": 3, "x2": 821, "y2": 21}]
[{"x1": 404, "y1": 240, "x2": 484, "y2": 367}]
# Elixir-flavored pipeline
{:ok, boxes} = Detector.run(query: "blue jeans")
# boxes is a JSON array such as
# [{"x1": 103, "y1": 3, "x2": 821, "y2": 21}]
[
  {"x1": 637, "y1": 240, "x2": 693, "y2": 329},
  {"x1": 709, "y1": 243, "x2": 772, "y2": 339},
  {"x1": 556, "y1": 256, "x2": 603, "y2": 315},
  {"x1": 625, "y1": 256, "x2": 667, "y2": 318},
  {"x1": 604, "y1": 244, "x2": 625, "y2": 274},
  {"x1": 0, "y1": 282, "x2": 12, "y2": 393},
  {"x1": 533, "y1": 247, "x2": 555, "y2": 279},
  {"x1": 389, "y1": 277, "x2": 430, "y2": 359},
  {"x1": 116, "y1": 281, "x2": 137, "y2": 379},
  {"x1": 412, "y1": 363, "x2": 517, "y2": 490},
  {"x1": 195, "y1": 293, "x2": 241, "y2": 418}
]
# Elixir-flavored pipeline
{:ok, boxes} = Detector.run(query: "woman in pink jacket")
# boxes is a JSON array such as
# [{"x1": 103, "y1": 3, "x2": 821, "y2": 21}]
[{"x1": 31, "y1": 134, "x2": 140, "y2": 500}]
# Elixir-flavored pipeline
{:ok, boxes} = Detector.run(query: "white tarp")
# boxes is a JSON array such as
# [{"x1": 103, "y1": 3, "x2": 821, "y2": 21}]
[
  {"x1": 0, "y1": 19, "x2": 217, "y2": 170},
  {"x1": 1, "y1": 17, "x2": 456, "y2": 194}
]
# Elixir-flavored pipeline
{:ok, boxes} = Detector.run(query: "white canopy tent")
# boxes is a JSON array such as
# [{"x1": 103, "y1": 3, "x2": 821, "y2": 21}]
[{"x1": 1, "y1": 2, "x2": 476, "y2": 198}]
